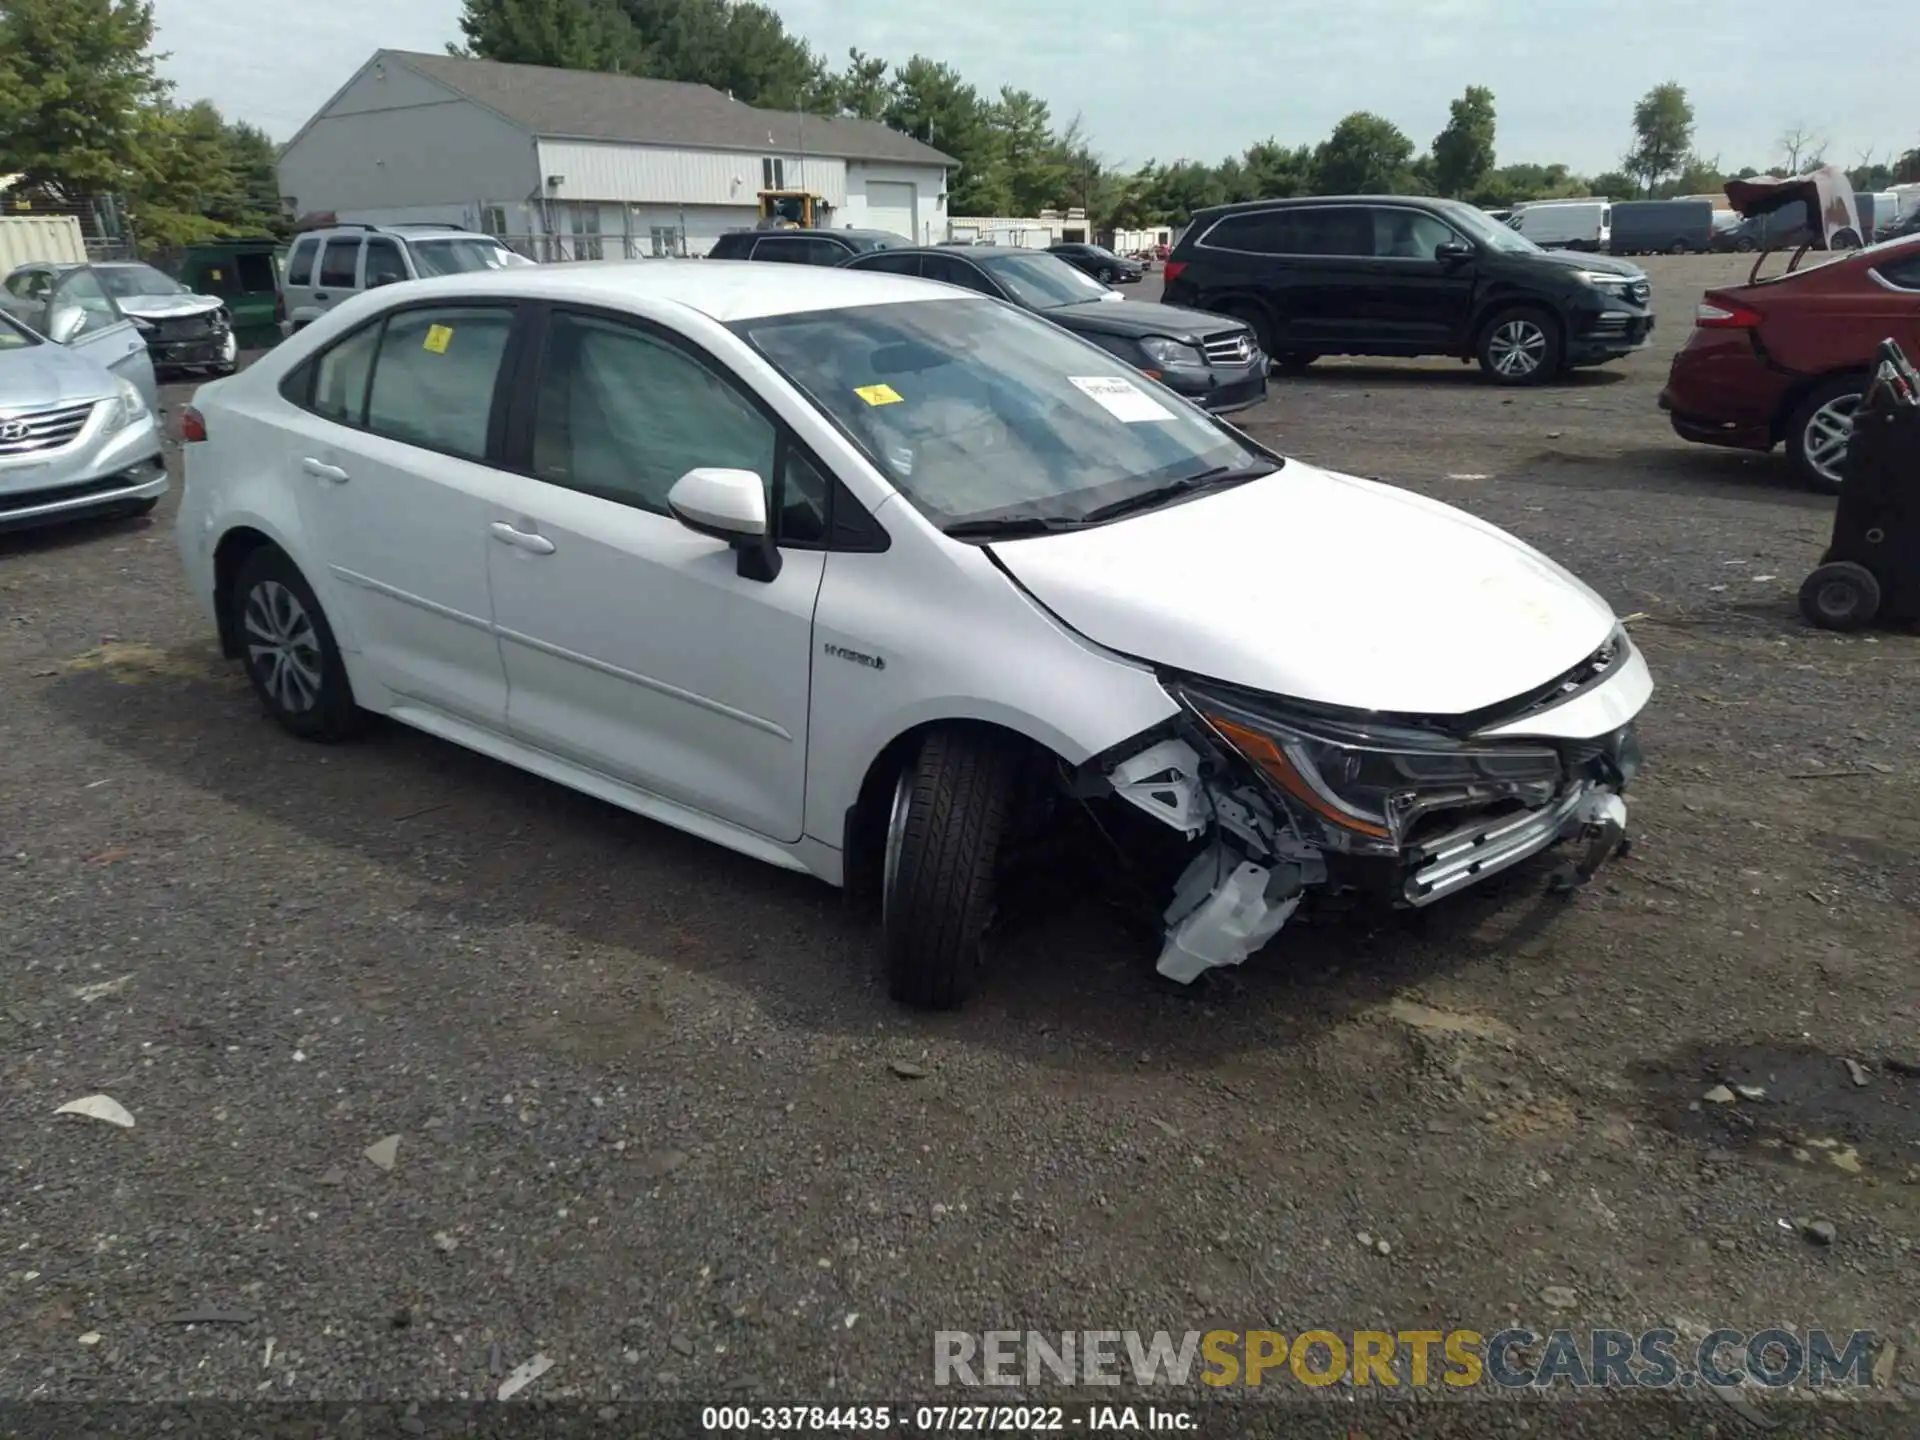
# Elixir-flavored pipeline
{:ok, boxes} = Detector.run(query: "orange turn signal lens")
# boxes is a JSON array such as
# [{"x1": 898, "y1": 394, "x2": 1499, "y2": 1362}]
[{"x1": 1205, "y1": 715, "x2": 1394, "y2": 841}]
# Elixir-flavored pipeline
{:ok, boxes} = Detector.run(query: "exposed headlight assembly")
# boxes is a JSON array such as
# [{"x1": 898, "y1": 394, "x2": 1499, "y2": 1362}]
[{"x1": 1176, "y1": 684, "x2": 1563, "y2": 855}]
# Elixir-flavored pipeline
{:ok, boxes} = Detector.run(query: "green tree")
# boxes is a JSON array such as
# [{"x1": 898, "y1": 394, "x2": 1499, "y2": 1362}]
[
  {"x1": 1312, "y1": 112, "x2": 1415, "y2": 194},
  {"x1": 1589, "y1": 169, "x2": 1636, "y2": 199},
  {"x1": 1431, "y1": 85, "x2": 1496, "y2": 198},
  {"x1": 884, "y1": 57, "x2": 996, "y2": 211},
  {"x1": 1241, "y1": 139, "x2": 1314, "y2": 200},
  {"x1": 989, "y1": 87, "x2": 1064, "y2": 215},
  {"x1": 1623, "y1": 82, "x2": 1694, "y2": 198},
  {"x1": 1894, "y1": 148, "x2": 1920, "y2": 184},
  {"x1": 1666, "y1": 154, "x2": 1724, "y2": 197},
  {"x1": 616, "y1": 0, "x2": 831, "y2": 111},
  {"x1": 0, "y1": 0, "x2": 162, "y2": 203},
  {"x1": 452, "y1": 0, "x2": 641, "y2": 70},
  {"x1": 831, "y1": 47, "x2": 892, "y2": 121}
]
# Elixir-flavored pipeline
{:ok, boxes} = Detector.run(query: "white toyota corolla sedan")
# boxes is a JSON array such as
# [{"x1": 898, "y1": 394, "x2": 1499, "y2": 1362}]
[{"x1": 175, "y1": 261, "x2": 1652, "y2": 1008}]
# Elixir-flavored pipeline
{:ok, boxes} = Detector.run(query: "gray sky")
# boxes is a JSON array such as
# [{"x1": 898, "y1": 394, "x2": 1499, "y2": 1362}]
[{"x1": 153, "y1": 0, "x2": 1917, "y2": 175}]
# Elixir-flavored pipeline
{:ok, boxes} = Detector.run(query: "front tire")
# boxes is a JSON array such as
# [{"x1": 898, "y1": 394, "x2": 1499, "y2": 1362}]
[
  {"x1": 230, "y1": 546, "x2": 367, "y2": 741},
  {"x1": 881, "y1": 729, "x2": 1019, "y2": 1010},
  {"x1": 1786, "y1": 375, "x2": 1866, "y2": 494},
  {"x1": 1097, "y1": 265, "x2": 1116, "y2": 284},
  {"x1": 1799, "y1": 562, "x2": 1881, "y2": 631},
  {"x1": 1477, "y1": 307, "x2": 1562, "y2": 386}
]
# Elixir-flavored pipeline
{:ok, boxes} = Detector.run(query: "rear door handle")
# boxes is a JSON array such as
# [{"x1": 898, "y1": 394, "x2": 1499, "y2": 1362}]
[
  {"x1": 490, "y1": 521, "x2": 556, "y2": 555},
  {"x1": 301, "y1": 458, "x2": 349, "y2": 483},
  {"x1": 312, "y1": 292, "x2": 330, "y2": 302}
]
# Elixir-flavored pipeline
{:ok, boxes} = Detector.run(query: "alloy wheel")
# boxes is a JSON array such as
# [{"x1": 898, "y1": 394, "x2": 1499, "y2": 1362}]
[
  {"x1": 1802, "y1": 394, "x2": 1861, "y2": 489},
  {"x1": 243, "y1": 579, "x2": 324, "y2": 713},
  {"x1": 1488, "y1": 319, "x2": 1548, "y2": 379}
]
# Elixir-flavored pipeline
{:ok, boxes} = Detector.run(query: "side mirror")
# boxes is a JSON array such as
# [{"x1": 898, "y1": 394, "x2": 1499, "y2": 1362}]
[
  {"x1": 1435, "y1": 240, "x2": 1474, "y2": 263},
  {"x1": 47, "y1": 305, "x2": 87, "y2": 344},
  {"x1": 666, "y1": 467, "x2": 781, "y2": 582}
]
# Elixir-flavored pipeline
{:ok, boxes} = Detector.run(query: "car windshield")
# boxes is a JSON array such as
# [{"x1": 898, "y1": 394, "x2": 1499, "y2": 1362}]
[
  {"x1": 977, "y1": 252, "x2": 1114, "y2": 309},
  {"x1": 96, "y1": 264, "x2": 189, "y2": 297},
  {"x1": 0, "y1": 313, "x2": 40, "y2": 350},
  {"x1": 736, "y1": 297, "x2": 1275, "y2": 530},
  {"x1": 1444, "y1": 204, "x2": 1542, "y2": 255},
  {"x1": 408, "y1": 237, "x2": 530, "y2": 276}
]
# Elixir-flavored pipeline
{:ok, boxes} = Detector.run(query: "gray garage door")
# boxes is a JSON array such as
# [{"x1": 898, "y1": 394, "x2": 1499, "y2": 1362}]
[{"x1": 865, "y1": 182, "x2": 918, "y2": 242}]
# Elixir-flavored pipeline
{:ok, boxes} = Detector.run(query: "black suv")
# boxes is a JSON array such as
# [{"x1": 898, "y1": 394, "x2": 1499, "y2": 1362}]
[
  {"x1": 1046, "y1": 242, "x2": 1143, "y2": 284},
  {"x1": 840, "y1": 245, "x2": 1266, "y2": 413},
  {"x1": 1163, "y1": 196, "x2": 1654, "y2": 385},
  {"x1": 707, "y1": 228, "x2": 910, "y2": 265}
]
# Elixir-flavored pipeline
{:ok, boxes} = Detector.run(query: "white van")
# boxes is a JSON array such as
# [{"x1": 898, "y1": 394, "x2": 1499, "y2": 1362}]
[{"x1": 1507, "y1": 200, "x2": 1612, "y2": 252}]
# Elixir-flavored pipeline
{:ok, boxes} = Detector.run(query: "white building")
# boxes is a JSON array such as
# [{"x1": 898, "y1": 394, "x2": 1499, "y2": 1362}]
[{"x1": 277, "y1": 50, "x2": 957, "y2": 257}]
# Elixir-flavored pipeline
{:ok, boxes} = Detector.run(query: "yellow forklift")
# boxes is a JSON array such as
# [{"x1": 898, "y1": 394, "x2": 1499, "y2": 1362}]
[{"x1": 757, "y1": 190, "x2": 827, "y2": 229}]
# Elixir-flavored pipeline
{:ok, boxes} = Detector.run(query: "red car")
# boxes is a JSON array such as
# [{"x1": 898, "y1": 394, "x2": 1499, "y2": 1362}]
[{"x1": 1660, "y1": 234, "x2": 1920, "y2": 492}]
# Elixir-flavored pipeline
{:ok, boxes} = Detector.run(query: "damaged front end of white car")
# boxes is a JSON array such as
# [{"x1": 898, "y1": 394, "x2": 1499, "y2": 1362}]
[{"x1": 1079, "y1": 629, "x2": 1647, "y2": 984}]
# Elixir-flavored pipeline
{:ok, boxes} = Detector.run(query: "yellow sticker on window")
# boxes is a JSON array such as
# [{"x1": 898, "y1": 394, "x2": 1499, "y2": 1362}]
[
  {"x1": 422, "y1": 324, "x2": 454, "y2": 354},
  {"x1": 854, "y1": 383, "x2": 902, "y2": 406}
]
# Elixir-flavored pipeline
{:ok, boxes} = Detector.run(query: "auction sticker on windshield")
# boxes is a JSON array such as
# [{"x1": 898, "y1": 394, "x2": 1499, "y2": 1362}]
[
  {"x1": 855, "y1": 383, "x2": 903, "y2": 406},
  {"x1": 1070, "y1": 375, "x2": 1174, "y2": 423},
  {"x1": 422, "y1": 324, "x2": 454, "y2": 355}
]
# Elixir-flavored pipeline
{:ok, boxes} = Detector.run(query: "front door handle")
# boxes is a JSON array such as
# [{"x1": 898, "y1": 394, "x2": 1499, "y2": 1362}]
[
  {"x1": 490, "y1": 521, "x2": 556, "y2": 555},
  {"x1": 301, "y1": 457, "x2": 349, "y2": 483},
  {"x1": 312, "y1": 292, "x2": 330, "y2": 302}
]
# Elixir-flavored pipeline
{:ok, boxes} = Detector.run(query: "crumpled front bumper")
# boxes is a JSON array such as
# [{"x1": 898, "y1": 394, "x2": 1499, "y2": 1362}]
[{"x1": 1097, "y1": 644, "x2": 1650, "y2": 984}]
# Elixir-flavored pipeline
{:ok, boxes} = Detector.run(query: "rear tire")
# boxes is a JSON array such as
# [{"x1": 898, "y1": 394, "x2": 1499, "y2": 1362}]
[
  {"x1": 1274, "y1": 354, "x2": 1316, "y2": 375},
  {"x1": 1477, "y1": 306, "x2": 1562, "y2": 386},
  {"x1": 1786, "y1": 375, "x2": 1866, "y2": 495},
  {"x1": 230, "y1": 545, "x2": 368, "y2": 742},
  {"x1": 881, "y1": 728, "x2": 1019, "y2": 1010},
  {"x1": 1799, "y1": 562, "x2": 1881, "y2": 631}
]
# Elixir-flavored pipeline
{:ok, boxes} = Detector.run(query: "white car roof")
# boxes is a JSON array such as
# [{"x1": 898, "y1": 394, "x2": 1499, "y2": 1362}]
[{"x1": 361, "y1": 259, "x2": 973, "y2": 323}]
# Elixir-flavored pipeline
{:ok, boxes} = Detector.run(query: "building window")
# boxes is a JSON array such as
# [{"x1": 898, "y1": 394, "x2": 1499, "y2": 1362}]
[
  {"x1": 568, "y1": 202, "x2": 603, "y2": 260},
  {"x1": 649, "y1": 226, "x2": 685, "y2": 258},
  {"x1": 761, "y1": 157, "x2": 785, "y2": 191},
  {"x1": 480, "y1": 205, "x2": 507, "y2": 237}
]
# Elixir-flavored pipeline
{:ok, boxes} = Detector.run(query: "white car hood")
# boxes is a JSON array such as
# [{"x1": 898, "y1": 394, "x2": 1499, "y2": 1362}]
[
  {"x1": 987, "y1": 462, "x2": 1620, "y2": 716},
  {"x1": 116, "y1": 294, "x2": 222, "y2": 321}
]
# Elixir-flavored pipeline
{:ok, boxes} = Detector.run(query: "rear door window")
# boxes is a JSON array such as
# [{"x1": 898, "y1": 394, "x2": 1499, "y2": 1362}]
[
  {"x1": 319, "y1": 238, "x2": 361, "y2": 289},
  {"x1": 363, "y1": 306, "x2": 515, "y2": 461},
  {"x1": 1876, "y1": 254, "x2": 1920, "y2": 290},
  {"x1": 922, "y1": 255, "x2": 999, "y2": 294},
  {"x1": 850, "y1": 252, "x2": 924, "y2": 277},
  {"x1": 286, "y1": 240, "x2": 317, "y2": 287}
]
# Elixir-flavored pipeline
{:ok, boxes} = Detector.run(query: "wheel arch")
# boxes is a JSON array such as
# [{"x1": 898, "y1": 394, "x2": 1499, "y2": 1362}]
[
  {"x1": 839, "y1": 714, "x2": 1070, "y2": 911},
  {"x1": 1769, "y1": 366, "x2": 1871, "y2": 447},
  {"x1": 213, "y1": 522, "x2": 295, "y2": 658}
]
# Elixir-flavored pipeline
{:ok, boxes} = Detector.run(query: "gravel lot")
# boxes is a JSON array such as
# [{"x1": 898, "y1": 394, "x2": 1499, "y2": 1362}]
[{"x1": 3, "y1": 254, "x2": 1917, "y2": 1433}]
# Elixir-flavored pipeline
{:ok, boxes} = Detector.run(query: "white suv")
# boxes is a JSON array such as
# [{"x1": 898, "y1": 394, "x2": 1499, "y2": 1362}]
[
  {"x1": 175, "y1": 263, "x2": 1652, "y2": 1007},
  {"x1": 279, "y1": 223, "x2": 531, "y2": 334}
]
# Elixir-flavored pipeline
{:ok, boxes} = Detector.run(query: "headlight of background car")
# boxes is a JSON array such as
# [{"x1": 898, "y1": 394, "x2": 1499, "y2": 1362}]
[
  {"x1": 100, "y1": 377, "x2": 150, "y2": 437},
  {"x1": 1138, "y1": 336, "x2": 1206, "y2": 370},
  {"x1": 1176, "y1": 684, "x2": 1563, "y2": 855},
  {"x1": 1573, "y1": 271, "x2": 1635, "y2": 295}
]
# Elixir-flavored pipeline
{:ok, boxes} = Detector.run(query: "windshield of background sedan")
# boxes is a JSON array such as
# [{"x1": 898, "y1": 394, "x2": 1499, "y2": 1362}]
[
  {"x1": 977, "y1": 252, "x2": 1115, "y2": 309},
  {"x1": 738, "y1": 298, "x2": 1275, "y2": 529},
  {"x1": 409, "y1": 238, "x2": 531, "y2": 276},
  {"x1": 96, "y1": 264, "x2": 190, "y2": 298}
]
